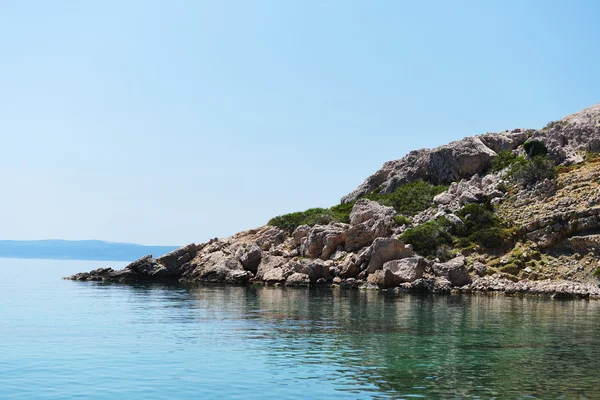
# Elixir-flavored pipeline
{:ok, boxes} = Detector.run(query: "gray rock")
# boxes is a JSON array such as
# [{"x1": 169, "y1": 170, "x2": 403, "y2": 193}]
[
  {"x1": 157, "y1": 243, "x2": 199, "y2": 272},
  {"x1": 383, "y1": 257, "x2": 427, "y2": 284},
  {"x1": 341, "y1": 133, "x2": 526, "y2": 203},
  {"x1": 285, "y1": 272, "x2": 310, "y2": 286},
  {"x1": 238, "y1": 244, "x2": 262, "y2": 273},
  {"x1": 432, "y1": 256, "x2": 472, "y2": 286},
  {"x1": 367, "y1": 237, "x2": 413, "y2": 273},
  {"x1": 292, "y1": 225, "x2": 311, "y2": 247},
  {"x1": 301, "y1": 224, "x2": 347, "y2": 259}
]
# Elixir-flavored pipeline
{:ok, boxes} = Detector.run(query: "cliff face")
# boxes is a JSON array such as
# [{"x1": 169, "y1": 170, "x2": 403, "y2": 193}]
[{"x1": 66, "y1": 104, "x2": 600, "y2": 299}]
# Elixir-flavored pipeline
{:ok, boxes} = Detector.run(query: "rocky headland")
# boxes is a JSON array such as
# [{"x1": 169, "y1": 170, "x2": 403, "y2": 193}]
[{"x1": 66, "y1": 104, "x2": 600, "y2": 299}]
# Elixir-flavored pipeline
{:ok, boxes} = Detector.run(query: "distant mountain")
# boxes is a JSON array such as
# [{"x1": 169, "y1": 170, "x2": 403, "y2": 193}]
[{"x1": 0, "y1": 240, "x2": 179, "y2": 262}]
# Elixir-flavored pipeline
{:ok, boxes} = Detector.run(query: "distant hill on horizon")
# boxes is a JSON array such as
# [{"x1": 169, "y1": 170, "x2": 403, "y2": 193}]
[{"x1": 0, "y1": 240, "x2": 179, "y2": 262}]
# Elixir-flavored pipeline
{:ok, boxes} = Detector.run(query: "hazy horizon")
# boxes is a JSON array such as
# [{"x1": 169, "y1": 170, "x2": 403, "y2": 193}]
[{"x1": 2, "y1": 1, "x2": 600, "y2": 245}]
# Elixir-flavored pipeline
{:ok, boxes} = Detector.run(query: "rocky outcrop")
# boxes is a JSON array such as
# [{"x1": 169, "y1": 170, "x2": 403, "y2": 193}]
[
  {"x1": 65, "y1": 103, "x2": 600, "y2": 299},
  {"x1": 341, "y1": 132, "x2": 528, "y2": 203},
  {"x1": 300, "y1": 223, "x2": 347, "y2": 259},
  {"x1": 366, "y1": 237, "x2": 413, "y2": 273},
  {"x1": 345, "y1": 199, "x2": 396, "y2": 251},
  {"x1": 531, "y1": 104, "x2": 600, "y2": 165}
]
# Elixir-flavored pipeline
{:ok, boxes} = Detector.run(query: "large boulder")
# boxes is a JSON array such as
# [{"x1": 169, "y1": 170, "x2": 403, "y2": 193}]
[
  {"x1": 345, "y1": 199, "x2": 396, "y2": 251},
  {"x1": 286, "y1": 258, "x2": 330, "y2": 282},
  {"x1": 236, "y1": 244, "x2": 262, "y2": 273},
  {"x1": 292, "y1": 225, "x2": 311, "y2": 247},
  {"x1": 432, "y1": 256, "x2": 472, "y2": 286},
  {"x1": 382, "y1": 257, "x2": 427, "y2": 284},
  {"x1": 254, "y1": 255, "x2": 289, "y2": 284},
  {"x1": 285, "y1": 272, "x2": 311, "y2": 287},
  {"x1": 300, "y1": 223, "x2": 347, "y2": 259},
  {"x1": 366, "y1": 237, "x2": 413, "y2": 273},
  {"x1": 349, "y1": 199, "x2": 396, "y2": 225},
  {"x1": 156, "y1": 243, "x2": 199, "y2": 273}
]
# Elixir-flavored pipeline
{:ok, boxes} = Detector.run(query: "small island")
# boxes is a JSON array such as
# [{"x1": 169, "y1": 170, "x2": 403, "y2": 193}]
[{"x1": 67, "y1": 104, "x2": 600, "y2": 299}]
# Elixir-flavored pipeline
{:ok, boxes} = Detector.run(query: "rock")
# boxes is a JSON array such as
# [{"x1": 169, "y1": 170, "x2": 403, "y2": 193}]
[
  {"x1": 472, "y1": 261, "x2": 487, "y2": 277},
  {"x1": 344, "y1": 199, "x2": 396, "y2": 251},
  {"x1": 432, "y1": 256, "x2": 472, "y2": 286},
  {"x1": 181, "y1": 251, "x2": 249, "y2": 283},
  {"x1": 254, "y1": 255, "x2": 288, "y2": 283},
  {"x1": 367, "y1": 237, "x2": 413, "y2": 273},
  {"x1": 256, "y1": 228, "x2": 287, "y2": 251},
  {"x1": 288, "y1": 258, "x2": 330, "y2": 282},
  {"x1": 349, "y1": 199, "x2": 396, "y2": 225},
  {"x1": 341, "y1": 134, "x2": 522, "y2": 203},
  {"x1": 237, "y1": 244, "x2": 262, "y2": 273},
  {"x1": 330, "y1": 250, "x2": 347, "y2": 261},
  {"x1": 382, "y1": 257, "x2": 427, "y2": 284},
  {"x1": 292, "y1": 225, "x2": 311, "y2": 247},
  {"x1": 530, "y1": 104, "x2": 600, "y2": 164},
  {"x1": 157, "y1": 243, "x2": 199, "y2": 272},
  {"x1": 285, "y1": 272, "x2": 311, "y2": 286},
  {"x1": 367, "y1": 270, "x2": 394, "y2": 287},
  {"x1": 301, "y1": 224, "x2": 347, "y2": 259},
  {"x1": 339, "y1": 260, "x2": 359, "y2": 279}
]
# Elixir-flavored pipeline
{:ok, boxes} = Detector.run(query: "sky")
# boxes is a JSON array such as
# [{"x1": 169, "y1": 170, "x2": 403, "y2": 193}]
[{"x1": 1, "y1": 0, "x2": 599, "y2": 245}]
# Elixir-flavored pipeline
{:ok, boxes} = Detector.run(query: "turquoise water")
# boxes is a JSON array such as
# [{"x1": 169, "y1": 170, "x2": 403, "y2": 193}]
[{"x1": 1, "y1": 259, "x2": 600, "y2": 399}]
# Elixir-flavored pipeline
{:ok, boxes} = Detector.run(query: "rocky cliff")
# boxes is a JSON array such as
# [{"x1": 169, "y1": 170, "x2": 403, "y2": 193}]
[{"x1": 66, "y1": 104, "x2": 600, "y2": 299}]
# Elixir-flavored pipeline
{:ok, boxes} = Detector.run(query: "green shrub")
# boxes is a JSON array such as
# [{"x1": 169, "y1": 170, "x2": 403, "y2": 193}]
[
  {"x1": 523, "y1": 140, "x2": 548, "y2": 158},
  {"x1": 491, "y1": 150, "x2": 518, "y2": 172},
  {"x1": 399, "y1": 218, "x2": 453, "y2": 257},
  {"x1": 329, "y1": 202, "x2": 354, "y2": 224},
  {"x1": 268, "y1": 208, "x2": 334, "y2": 232},
  {"x1": 394, "y1": 215, "x2": 412, "y2": 226},
  {"x1": 507, "y1": 155, "x2": 556, "y2": 188},
  {"x1": 593, "y1": 268, "x2": 600, "y2": 278},
  {"x1": 544, "y1": 120, "x2": 566, "y2": 130},
  {"x1": 366, "y1": 180, "x2": 448, "y2": 216},
  {"x1": 454, "y1": 203, "x2": 515, "y2": 249}
]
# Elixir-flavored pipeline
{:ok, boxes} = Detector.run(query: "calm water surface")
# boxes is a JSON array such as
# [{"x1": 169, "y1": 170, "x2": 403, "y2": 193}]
[{"x1": 1, "y1": 258, "x2": 599, "y2": 399}]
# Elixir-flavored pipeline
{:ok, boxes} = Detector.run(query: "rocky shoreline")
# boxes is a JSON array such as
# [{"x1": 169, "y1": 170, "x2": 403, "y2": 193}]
[{"x1": 66, "y1": 104, "x2": 600, "y2": 300}]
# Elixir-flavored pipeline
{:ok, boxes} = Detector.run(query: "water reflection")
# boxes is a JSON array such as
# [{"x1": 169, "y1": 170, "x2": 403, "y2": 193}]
[{"x1": 76, "y1": 282, "x2": 600, "y2": 399}]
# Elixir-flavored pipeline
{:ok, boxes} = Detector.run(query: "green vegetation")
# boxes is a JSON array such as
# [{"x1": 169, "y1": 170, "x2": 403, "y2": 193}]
[
  {"x1": 268, "y1": 180, "x2": 446, "y2": 232},
  {"x1": 543, "y1": 120, "x2": 567, "y2": 130},
  {"x1": 507, "y1": 155, "x2": 556, "y2": 187},
  {"x1": 593, "y1": 268, "x2": 600, "y2": 278},
  {"x1": 454, "y1": 203, "x2": 517, "y2": 248},
  {"x1": 267, "y1": 208, "x2": 335, "y2": 232},
  {"x1": 523, "y1": 140, "x2": 548, "y2": 158},
  {"x1": 329, "y1": 202, "x2": 354, "y2": 224},
  {"x1": 366, "y1": 180, "x2": 448, "y2": 216},
  {"x1": 400, "y1": 201, "x2": 517, "y2": 259},
  {"x1": 399, "y1": 218, "x2": 453, "y2": 257},
  {"x1": 491, "y1": 150, "x2": 518, "y2": 172},
  {"x1": 393, "y1": 215, "x2": 412, "y2": 226}
]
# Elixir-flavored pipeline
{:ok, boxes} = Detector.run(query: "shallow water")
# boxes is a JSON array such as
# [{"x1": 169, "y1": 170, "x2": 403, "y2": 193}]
[{"x1": 1, "y1": 258, "x2": 599, "y2": 399}]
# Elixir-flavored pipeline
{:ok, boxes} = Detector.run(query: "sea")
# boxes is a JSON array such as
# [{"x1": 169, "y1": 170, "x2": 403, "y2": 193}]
[{"x1": 1, "y1": 258, "x2": 599, "y2": 399}]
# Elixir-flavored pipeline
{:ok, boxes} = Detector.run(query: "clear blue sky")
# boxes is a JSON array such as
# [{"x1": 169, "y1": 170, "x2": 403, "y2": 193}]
[{"x1": 1, "y1": 0, "x2": 599, "y2": 245}]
